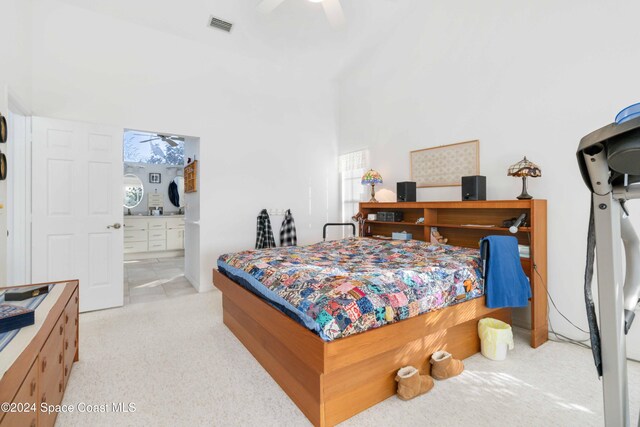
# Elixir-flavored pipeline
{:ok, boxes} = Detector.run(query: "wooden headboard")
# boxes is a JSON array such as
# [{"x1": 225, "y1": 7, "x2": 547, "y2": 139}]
[{"x1": 359, "y1": 200, "x2": 548, "y2": 348}]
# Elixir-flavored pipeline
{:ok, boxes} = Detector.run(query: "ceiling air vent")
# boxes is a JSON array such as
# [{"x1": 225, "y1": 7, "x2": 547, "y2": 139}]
[{"x1": 209, "y1": 16, "x2": 233, "y2": 33}]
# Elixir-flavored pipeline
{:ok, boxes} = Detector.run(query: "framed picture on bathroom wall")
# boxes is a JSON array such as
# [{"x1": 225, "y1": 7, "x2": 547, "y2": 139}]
[
  {"x1": 149, "y1": 173, "x2": 161, "y2": 184},
  {"x1": 410, "y1": 139, "x2": 479, "y2": 187}
]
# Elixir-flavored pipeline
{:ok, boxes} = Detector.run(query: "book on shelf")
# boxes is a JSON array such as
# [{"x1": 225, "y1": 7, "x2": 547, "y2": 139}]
[
  {"x1": 0, "y1": 304, "x2": 35, "y2": 334},
  {"x1": 518, "y1": 244, "x2": 531, "y2": 258}
]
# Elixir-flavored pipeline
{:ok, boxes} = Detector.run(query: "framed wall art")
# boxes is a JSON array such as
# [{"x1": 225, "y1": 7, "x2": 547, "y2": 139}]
[
  {"x1": 149, "y1": 173, "x2": 161, "y2": 184},
  {"x1": 410, "y1": 140, "x2": 479, "y2": 188}
]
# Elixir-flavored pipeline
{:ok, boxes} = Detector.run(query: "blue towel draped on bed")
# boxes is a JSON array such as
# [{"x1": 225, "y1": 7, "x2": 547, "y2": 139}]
[{"x1": 481, "y1": 235, "x2": 531, "y2": 308}]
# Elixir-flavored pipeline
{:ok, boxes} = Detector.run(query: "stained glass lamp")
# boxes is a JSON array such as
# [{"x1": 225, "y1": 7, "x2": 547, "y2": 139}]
[
  {"x1": 361, "y1": 169, "x2": 383, "y2": 203},
  {"x1": 508, "y1": 156, "x2": 542, "y2": 200}
]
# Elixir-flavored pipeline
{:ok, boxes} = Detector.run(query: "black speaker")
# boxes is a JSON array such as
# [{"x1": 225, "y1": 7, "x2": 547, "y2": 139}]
[
  {"x1": 397, "y1": 181, "x2": 416, "y2": 202},
  {"x1": 461, "y1": 176, "x2": 486, "y2": 201}
]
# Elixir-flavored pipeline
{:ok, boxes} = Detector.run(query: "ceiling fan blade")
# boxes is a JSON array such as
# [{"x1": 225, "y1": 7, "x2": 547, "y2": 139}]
[
  {"x1": 166, "y1": 139, "x2": 178, "y2": 147},
  {"x1": 170, "y1": 136, "x2": 185, "y2": 142},
  {"x1": 257, "y1": 0, "x2": 287, "y2": 14},
  {"x1": 139, "y1": 138, "x2": 160, "y2": 143},
  {"x1": 322, "y1": 0, "x2": 345, "y2": 27}
]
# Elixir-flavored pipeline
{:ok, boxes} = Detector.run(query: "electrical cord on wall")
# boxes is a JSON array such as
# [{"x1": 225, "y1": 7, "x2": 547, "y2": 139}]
[
  {"x1": 525, "y1": 231, "x2": 591, "y2": 344},
  {"x1": 528, "y1": 234, "x2": 640, "y2": 362}
]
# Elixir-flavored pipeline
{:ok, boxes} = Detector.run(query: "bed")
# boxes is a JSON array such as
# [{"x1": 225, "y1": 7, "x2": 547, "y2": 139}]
[
  {"x1": 218, "y1": 238, "x2": 486, "y2": 342},
  {"x1": 213, "y1": 200, "x2": 547, "y2": 427}
]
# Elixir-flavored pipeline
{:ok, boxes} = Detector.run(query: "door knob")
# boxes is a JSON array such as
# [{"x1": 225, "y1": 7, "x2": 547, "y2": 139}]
[{"x1": 107, "y1": 223, "x2": 122, "y2": 229}]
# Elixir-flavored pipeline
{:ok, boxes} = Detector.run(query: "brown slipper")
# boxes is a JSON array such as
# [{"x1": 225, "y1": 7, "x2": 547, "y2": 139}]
[
  {"x1": 430, "y1": 350, "x2": 464, "y2": 380},
  {"x1": 395, "y1": 366, "x2": 434, "y2": 400}
]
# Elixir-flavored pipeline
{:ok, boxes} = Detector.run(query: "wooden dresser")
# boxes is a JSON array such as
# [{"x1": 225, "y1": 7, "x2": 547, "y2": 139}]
[{"x1": 0, "y1": 281, "x2": 79, "y2": 427}]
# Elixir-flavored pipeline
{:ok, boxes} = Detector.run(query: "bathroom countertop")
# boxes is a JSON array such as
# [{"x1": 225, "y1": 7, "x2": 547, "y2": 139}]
[{"x1": 124, "y1": 214, "x2": 185, "y2": 218}]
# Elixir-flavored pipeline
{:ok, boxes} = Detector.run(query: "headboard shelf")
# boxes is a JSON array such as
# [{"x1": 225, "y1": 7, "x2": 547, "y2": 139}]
[{"x1": 359, "y1": 199, "x2": 548, "y2": 348}]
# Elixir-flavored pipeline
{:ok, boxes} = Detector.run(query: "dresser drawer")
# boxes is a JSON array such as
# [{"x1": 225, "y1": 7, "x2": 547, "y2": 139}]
[
  {"x1": 124, "y1": 230, "x2": 147, "y2": 242},
  {"x1": 63, "y1": 289, "x2": 79, "y2": 388},
  {"x1": 148, "y1": 230, "x2": 166, "y2": 241},
  {"x1": 148, "y1": 241, "x2": 167, "y2": 252},
  {"x1": 0, "y1": 359, "x2": 38, "y2": 427},
  {"x1": 124, "y1": 241, "x2": 148, "y2": 253},
  {"x1": 166, "y1": 218, "x2": 184, "y2": 230},
  {"x1": 123, "y1": 220, "x2": 147, "y2": 230},
  {"x1": 40, "y1": 315, "x2": 65, "y2": 427},
  {"x1": 147, "y1": 221, "x2": 166, "y2": 230}
]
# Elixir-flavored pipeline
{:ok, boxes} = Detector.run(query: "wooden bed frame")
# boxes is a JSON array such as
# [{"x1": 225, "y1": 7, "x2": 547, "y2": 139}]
[{"x1": 213, "y1": 200, "x2": 547, "y2": 426}]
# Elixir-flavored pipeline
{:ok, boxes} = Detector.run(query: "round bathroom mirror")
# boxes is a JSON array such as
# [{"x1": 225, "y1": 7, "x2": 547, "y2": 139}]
[
  {"x1": 169, "y1": 176, "x2": 185, "y2": 208},
  {"x1": 123, "y1": 173, "x2": 144, "y2": 208}
]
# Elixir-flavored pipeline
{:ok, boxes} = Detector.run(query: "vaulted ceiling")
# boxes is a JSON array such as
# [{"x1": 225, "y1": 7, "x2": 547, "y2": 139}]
[{"x1": 49, "y1": 0, "x2": 415, "y2": 78}]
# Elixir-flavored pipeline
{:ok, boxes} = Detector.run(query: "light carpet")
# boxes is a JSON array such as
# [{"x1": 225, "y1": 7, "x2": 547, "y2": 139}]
[{"x1": 57, "y1": 291, "x2": 640, "y2": 426}]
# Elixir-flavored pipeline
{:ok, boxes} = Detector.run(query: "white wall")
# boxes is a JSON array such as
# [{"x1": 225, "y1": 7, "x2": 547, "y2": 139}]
[
  {"x1": 336, "y1": 0, "x2": 640, "y2": 357},
  {"x1": 0, "y1": 0, "x2": 33, "y2": 285},
  {"x1": 183, "y1": 137, "x2": 200, "y2": 289},
  {"x1": 30, "y1": 0, "x2": 339, "y2": 291}
]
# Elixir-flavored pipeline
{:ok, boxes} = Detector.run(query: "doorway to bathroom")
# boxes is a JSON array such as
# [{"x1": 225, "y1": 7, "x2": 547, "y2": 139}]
[{"x1": 122, "y1": 129, "x2": 200, "y2": 305}]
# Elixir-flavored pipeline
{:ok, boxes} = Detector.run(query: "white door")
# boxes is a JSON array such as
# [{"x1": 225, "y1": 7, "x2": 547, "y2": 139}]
[{"x1": 32, "y1": 117, "x2": 123, "y2": 312}]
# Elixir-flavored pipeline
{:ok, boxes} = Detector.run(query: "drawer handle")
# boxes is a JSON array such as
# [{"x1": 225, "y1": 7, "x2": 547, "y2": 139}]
[
  {"x1": 65, "y1": 339, "x2": 69, "y2": 350},
  {"x1": 59, "y1": 352, "x2": 63, "y2": 364},
  {"x1": 65, "y1": 365, "x2": 68, "y2": 377},
  {"x1": 74, "y1": 338, "x2": 78, "y2": 348},
  {"x1": 41, "y1": 393, "x2": 46, "y2": 404},
  {"x1": 75, "y1": 318, "x2": 78, "y2": 326},
  {"x1": 75, "y1": 295, "x2": 78, "y2": 304},
  {"x1": 59, "y1": 380, "x2": 63, "y2": 393},
  {"x1": 59, "y1": 324, "x2": 64, "y2": 335},
  {"x1": 41, "y1": 358, "x2": 47, "y2": 372},
  {"x1": 30, "y1": 380, "x2": 36, "y2": 396},
  {"x1": 65, "y1": 314, "x2": 69, "y2": 324},
  {"x1": 30, "y1": 419, "x2": 36, "y2": 427}
]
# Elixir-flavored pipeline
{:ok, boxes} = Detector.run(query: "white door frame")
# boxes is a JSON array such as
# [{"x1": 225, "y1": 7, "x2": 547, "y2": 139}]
[{"x1": 6, "y1": 89, "x2": 32, "y2": 286}]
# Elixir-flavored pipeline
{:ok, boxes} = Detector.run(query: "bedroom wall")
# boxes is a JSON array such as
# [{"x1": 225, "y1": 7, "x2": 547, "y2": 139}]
[
  {"x1": 30, "y1": 0, "x2": 339, "y2": 291},
  {"x1": 336, "y1": 0, "x2": 640, "y2": 358},
  {"x1": 0, "y1": 0, "x2": 33, "y2": 285}
]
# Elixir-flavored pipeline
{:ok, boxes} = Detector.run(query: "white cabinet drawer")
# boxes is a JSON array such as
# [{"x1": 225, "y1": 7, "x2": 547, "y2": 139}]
[
  {"x1": 148, "y1": 221, "x2": 166, "y2": 230},
  {"x1": 124, "y1": 230, "x2": 147, "y2": 242},
  {"x1": 124, "y1": 220, "x2": 147, "y2": 231},
  {"x1": 166, "y1": 229, "x2": 184, "y2": 250},
  {"x1": 124, "y1": 241, "x2": 148, "y2": 253},
  {"x1": 148, "y1": 230, "x2": 166, "y2": 241},
  {"x1": 148, "y1": 241, "x2": 167, "y2": 251},
  {"x1": 166, "y1": 218, "x2": 184, "y2": 230}
]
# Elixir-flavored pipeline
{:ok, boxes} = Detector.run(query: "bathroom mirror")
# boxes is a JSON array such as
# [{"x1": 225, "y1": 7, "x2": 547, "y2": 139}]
[
  {"x1": 123, "y1": 173, "x2": 144, "y2": 208},
  {"x1": 169, "y1": 176, "x2": 185, "y2": 208}
]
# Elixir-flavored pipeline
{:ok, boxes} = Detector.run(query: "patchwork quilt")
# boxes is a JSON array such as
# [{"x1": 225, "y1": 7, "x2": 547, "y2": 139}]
[{"x1": 218, "y1": 238, "x2": 484, "y2": 342}]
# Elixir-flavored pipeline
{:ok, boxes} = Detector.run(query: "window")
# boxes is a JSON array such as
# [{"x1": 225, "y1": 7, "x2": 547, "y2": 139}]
[
  {"x1": 123, "y1": 131, "x2": 184, "y2": 165},
  {"x1": 339, "y1": 150, "x2": 369, "y2": 228}
]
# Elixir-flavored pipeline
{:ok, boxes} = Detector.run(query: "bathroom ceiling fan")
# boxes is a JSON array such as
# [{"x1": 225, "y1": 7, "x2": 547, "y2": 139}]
[
  {"x1": 258, "y1": 0, "x2": 345, "y2": 27},
  {"x1": 138, "y1": 134, "x2": 184, "y2": 147}
]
